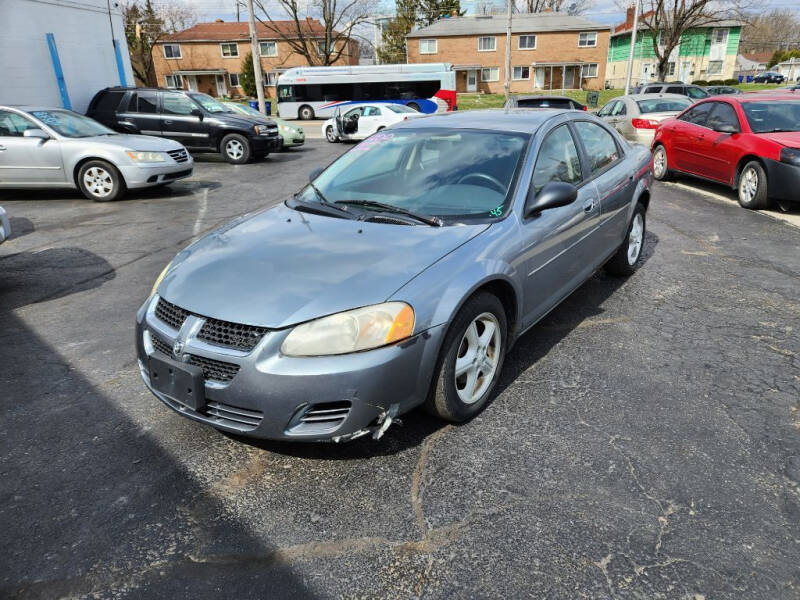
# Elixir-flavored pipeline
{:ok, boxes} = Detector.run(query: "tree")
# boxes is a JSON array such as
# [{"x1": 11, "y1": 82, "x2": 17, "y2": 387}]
[
  {"x1": 377, "y1": 0, "x2": 419, "y2": 63},
  {"x1": 767, "y1": 49, "x2": 800, "y2": 68},
  {"x1": 518, "y1": 0, "x2": 589, "y2": 15},
  {"x1": 253, "y1": 0, "x2": 374, "y2": 66},
  {"x1": 122, "y1": 0, "x2": 196, "y2": 86},
  {"x1": 240, "y1": 51, "x2": 258, "y2": 96},
  {"x1": 741, "y1": 9, "x2": 800, "y2": 54},
  {"x1": 638, "y1": 0, "x2": 749, "y2": 81},
  {"x1": 417, "y1": 0, "x2": 464, "y2": 27}
]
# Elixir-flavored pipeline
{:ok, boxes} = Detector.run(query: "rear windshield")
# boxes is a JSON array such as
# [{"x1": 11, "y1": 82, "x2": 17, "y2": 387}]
[
  {"x1": 517, "y1": 98, "x2": 573, "y2": 108},
  {"x1": 637, "y1": 98, "x2": 692, "y2": 113},
  {"x1": 741, "y1": 100, "x2": 800, "y2": 133}
]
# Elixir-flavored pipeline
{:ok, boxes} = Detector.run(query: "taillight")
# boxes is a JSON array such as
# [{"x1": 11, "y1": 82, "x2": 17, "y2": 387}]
[
  {"x1": 582, "y1": 105, "x2": 587, "y2": 111},
  {"x1": 631, "y1": 118, "x2": 660, "y2": 129}
]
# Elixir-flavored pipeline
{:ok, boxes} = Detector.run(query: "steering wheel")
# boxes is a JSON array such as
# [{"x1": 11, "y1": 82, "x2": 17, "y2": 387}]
[{"x1": 457, "y1": 173, "x2": 506, "y2": 195}]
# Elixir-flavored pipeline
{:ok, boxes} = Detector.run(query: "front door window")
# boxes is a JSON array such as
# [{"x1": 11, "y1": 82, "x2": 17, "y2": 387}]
[
  {"x1": 467, "y1": 70, "x2": 477, "y2": 92},
  {"x1": 215, "y1": 75, "x2": 227, "y2": 97}
]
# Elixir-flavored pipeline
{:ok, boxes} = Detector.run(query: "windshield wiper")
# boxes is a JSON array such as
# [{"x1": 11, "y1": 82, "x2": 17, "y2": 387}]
[
  {"x1": 289, "y1": 194, "x2": 355, "y2": 219},
  {"x1": 335, "y1": 200, "x2": 443, "y2": 227}
]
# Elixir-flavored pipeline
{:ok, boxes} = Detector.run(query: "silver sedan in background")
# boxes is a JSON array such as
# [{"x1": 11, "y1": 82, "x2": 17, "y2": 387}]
[
  {"x1": 0, "y1": 106, "x2": 193, "y2": 201},
  {"x1": 0, "y1": 206, "x2": 9, "y2": 244},
  {"x1": 597, "y1": 94, "x2": 693, "y2": 145}
]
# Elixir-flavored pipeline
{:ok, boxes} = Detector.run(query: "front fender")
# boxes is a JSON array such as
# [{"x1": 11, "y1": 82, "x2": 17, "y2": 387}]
[{"x1": 63, "y1": 148, "x2": 132, "y2": 186}]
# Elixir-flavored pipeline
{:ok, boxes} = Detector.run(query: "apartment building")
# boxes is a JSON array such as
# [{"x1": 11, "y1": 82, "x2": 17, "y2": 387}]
[
  {"x1": 606, "y1": 7, "x2": 742, "y2": 87},
  {"x1": 152, "y1": 19, "x2": 358, "y2": 98},
  {"x1": 406, "y1": 14, "x2": 611, "y2": 93}
]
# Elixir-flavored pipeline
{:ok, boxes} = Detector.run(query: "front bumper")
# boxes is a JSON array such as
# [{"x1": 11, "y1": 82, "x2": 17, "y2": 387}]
[
  {"x1": 251, "y1": 134, "x2": 283, "y2": 153},
  {"x1": 281, "y1": 131, "x2": 305, "y2": 147},
  {"x1": 120, "y1": 158, "x2": 195, "y2": 189},
  {"x1": 762, "y1": 158, "x2": 800, "y2": 202},
  {"x1": 135, "y1": 295, "x2": 445, "y2": 441}
]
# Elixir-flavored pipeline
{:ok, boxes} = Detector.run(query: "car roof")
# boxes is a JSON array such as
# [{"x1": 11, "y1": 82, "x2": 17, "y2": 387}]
[
  {"x1": 512, "y1": 95, "x2": 575, "y2": 101},
  {"x1": 708, "y1": 93, "x2": 800, "y2": 103},
  {"x1": 392, "y1": 108, "x2": 576, "y2": 133},
  {"x1": 624, "y1": 93, "x2": 693, "y2": 101}
]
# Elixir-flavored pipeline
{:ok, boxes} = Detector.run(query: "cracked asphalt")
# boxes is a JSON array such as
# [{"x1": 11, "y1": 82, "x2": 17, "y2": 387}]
[{"x1": 1, "y1": 140, "x2": 799, "y2": 599}]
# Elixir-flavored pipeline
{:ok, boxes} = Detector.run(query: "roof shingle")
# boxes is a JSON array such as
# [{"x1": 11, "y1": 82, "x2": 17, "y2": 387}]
[
  {"x1": 163, "y1": 18, "x2": 330, "y2": 42},
  {"x1": 406, "y1": 13, "x2": 609, "y2": 38}
]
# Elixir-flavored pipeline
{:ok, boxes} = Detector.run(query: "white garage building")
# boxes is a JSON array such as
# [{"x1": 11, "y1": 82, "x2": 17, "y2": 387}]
[{"x1": 0, "y1": 0, "x2": 134, "y2": 113}]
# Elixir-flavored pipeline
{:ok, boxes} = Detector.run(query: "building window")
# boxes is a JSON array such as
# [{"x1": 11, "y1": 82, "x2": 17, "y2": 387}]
[
  {"x1": 512, "y1": 66, "x2": 530, "y2": 80},
  {"x1": 707, "y1": 60, "x2": 723, "y2": 75},
  {"x1": 713, "y1": 28, "x2": 728, "y2": 45},
  {"x1": 667, "y1": 61, "x2": 676, "y2": 76},
  {"x1": 518, "y1": 35, "x2": 536, "y2": 50},
  {"x1": 478, "y1": 36, "x2": 496, "y2": 52},
  {"x1": 163, "y1": 44, "x2": 181, "y2": 59},
  {"x1": 165, "y1": 74, "x2": 183, "y2": 88},
  {"x1": 580, "y1": 63, "x2": 598, "y2": 78},
  {"x1": 229, "y1": 73, "x2": 240, "y2": 87},
  {"x1": 578, "y1": 32, "x2": 597, "y2": 47},
  {"x1": 259, "y1": 41, "x2": 278, "y2": 57},
  {"x1": 264, "y1": 72, "x2": 279, "y2": 86},
  {"x1": 419, "y1": 39, "x2": 437, "y2": 54},
  {"x1": 317, "y1": 40, "x2": 334, "y2": 55},
  {"x1": 481, "y1": 67, "x2": 499, "y2": 81},
  {"x1": 220, "y1": 43, "x2": 239, "y2": 57}
]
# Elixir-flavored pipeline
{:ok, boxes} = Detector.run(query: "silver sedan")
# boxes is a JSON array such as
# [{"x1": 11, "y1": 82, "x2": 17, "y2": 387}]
[
  {"x1": 0, "y1": 206, "x2": 9, "y2": 244},
  {"x1": 597, "y1": 94, "x2": 693, "y2": 145},
  {"x1": 0, "y1": 106, "x2": 193, "y2": 201},
  {"x1": 137, "y1": 110, "x2": 653, "y2": 443}
]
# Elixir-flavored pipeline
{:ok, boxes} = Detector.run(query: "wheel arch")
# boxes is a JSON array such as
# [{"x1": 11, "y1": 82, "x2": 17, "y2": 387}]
[
  {"x1": 71, "y1": 155, "x2": 127, "y2": 188},
  {"x1": 216, "y1": 129, "x2": 251, "y2": 152},
  {"x1": 733, "y1": 154, "x2": 766, "y2": 189}
]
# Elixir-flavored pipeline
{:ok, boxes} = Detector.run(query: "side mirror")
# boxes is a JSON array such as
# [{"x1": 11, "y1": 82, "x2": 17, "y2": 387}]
[
  {"x1": 524, "y1": 182, "x2": 578, "y2": 218},
  {"x1": 309, "y1": 167, "x2": 323, "y2": 182},
  {"x1": 23, "y1": 128, "x2": 49, "y2": 140},
  {"x1": 191, "y1": 108, "x2": 203, "y2": 120},
  {"x1": 714, "y1": 123, "x2": 739, "y2": 134}
]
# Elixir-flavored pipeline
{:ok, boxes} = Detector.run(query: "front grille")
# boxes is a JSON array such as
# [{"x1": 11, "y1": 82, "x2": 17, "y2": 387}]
[
  {"x1": 198, "y1": 318, "x2": 268, "y2": 351},
  {"x1": 164, "y1": 168, "x2": 192, "y2": 180},
  {"x1": 167, "y1": 148, "x2": 189, "y2": 163},
  {"x1": 155, "y1": 298, "x2": 188, "y2": 330},
  {"x1": 186, "y1": 354, "x2": 240, "y2": 383},
  {"x1": 151, "y1": 334, "x2": 172, "y2": 356},
  {"x1": 200, "y1": 401, "x2": 263, "y2": 430}
]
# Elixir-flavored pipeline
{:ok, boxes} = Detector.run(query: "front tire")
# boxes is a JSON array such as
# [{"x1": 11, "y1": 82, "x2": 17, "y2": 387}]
[
  {"x1": 325, "y1": 126, "x2": 338, "y2": 143},
  {"x1": 737, "y1": 160, "x2": 770, "y2": 209},
  {"x1": 652, "y1": 144, "x2": 671, "y2": 181},
  {"x1": 425, "y1": 292, "x2": 507, "y2": 422},
  {"x1": 221, "y1": 133, "x2": 252, "y2": 164},
  {"x1": 77, "y1": 160, "x2": 125, "y2": 202},
  {"x1": 604, "y1": 202, "x2": 646, "y2": 276},
  {"x1": 298, "y1": 105, "x2": 315, "y2": 120}
]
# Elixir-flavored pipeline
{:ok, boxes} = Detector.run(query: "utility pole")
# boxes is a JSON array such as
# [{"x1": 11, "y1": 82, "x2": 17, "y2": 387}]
[
  {"x1": 504, "y1": 0, "x2": 512, "y2": 101},
  {"x1": 245, "y1": 0, "x2": 266, "y2": 114},
  {"x1": 624, "y1": 0, "x2": 640, "y2": 94}
]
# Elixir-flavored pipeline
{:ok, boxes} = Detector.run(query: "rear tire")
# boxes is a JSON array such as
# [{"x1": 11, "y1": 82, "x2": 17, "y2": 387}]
[
  {"x1": 325, "y1": 126, "x2": 338, "y2": 143},
  {"x1": 604, "y1": 202, "x2": 646, "y2": 277},
  {"x1": 424, "y1": 292, "x2": 507, "y2": 422},
  {"x1": 77, "y1": 160, "x2": 126, "y2": 202},
  {"x1": 652, "y1": 144, "x2": 671, "y2": 181},
  {"x1": 298, "y1": 105, "x2": 315, "y2": 120},
  {"x1": 737, "y1": 160, "x2": 770, "y2": 209},
  {"x1": 221, "y1": 133, "x2": 252, "y2": 164}
]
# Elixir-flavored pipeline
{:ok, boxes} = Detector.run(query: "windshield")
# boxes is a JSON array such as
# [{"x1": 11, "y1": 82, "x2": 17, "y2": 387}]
[
  {"x1": 742, "y1": 100, "x2": 800, "y2": 133},
  {"x1": 636, "y1": 98, "x2": 691, "y2": 113},
  {"x1": 387, "y1": 104, "x2": 418, "y2": 113},
  {"x1": 297, "y1": 129, "x2": 529, "y2": 222},
  {"x1": 190, "y1": 93, "x2": 231, "y2": 113},
  {"x1": 30, "y1": 110, "x2": 114, "y2": 138},
  {"x1": 687, "y1": 87, "x2": 709, "y2": 99},
  {"x1": 229, "y1": 103, "x2": 263, "y2": 117}
]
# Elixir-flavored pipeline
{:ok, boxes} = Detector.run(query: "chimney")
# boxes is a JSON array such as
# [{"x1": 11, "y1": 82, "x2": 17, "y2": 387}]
[
  {"x1": 543, "y1": 7, "x2": 551, "y2": 11},
  {"x1": 215, "y1": 18, "x2": 224, "y2": 22},
  {"x1": 625, "y1": 6, "x2": 635, "y2": 27}
]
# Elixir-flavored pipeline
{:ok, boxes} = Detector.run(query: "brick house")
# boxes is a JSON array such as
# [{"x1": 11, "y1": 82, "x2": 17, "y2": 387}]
[
  {"x1": 406, "y1": 14, "x2": 611, "y2": 93},
  {"x1": 152, "y1": 19, "x2": 358, "y2": 99}
]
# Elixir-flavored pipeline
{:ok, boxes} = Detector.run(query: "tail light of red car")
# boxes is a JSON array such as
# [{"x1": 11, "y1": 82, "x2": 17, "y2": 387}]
[
  {"x1": 631, "y1": 118, "x2": 661, "y2": 130},
  {"x1": 582, "y1": 105, "x2": 587, "y2": 111}
]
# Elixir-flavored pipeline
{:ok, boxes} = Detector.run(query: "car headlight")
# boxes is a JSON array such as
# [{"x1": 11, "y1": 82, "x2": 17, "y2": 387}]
[
  {"x1": 780, "y1": 147, "x2": 800, "y2": 167},
  {"x1": 280, "y1": 125, "x2": 291, "y2": 132},
  {"x1": 126, "y1": 151, "x2": 166, "y2": 162},
  {"x1": 150, "y1": 262, "x2": 171, "y2": 297},
  {"x1": 281, "y1": 302, "x2": 415, "y2": 357},
  {"x1": 254, "y1": 124, "x2": 270, "y2": 135}
]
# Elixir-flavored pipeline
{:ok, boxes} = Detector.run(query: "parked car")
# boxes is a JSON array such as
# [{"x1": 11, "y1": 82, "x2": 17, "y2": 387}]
[
  {"x1": 137, "y1": 109, "x2": 652, "y2": 442},
  {"x1": 222, "y1": 102, "x2": 305, "y2": 149},
  {"x1": 0, "y1": 106, "x2": 193, "y2": 201},
  {"x1": 597, "y1": 94, "x2": 692, "y2": 145},
  {"x1": 0, "y1": 206, "x2": 10, "y2": 244},
  {"x1": 652, "y1": 95, "x2": 800, "y2": 209},
  {"x1": 705, "y1": 86, "x2": 742, "y2": 96},
  {"x1": 753, "y1": 71, "x2": 785, "y2": 84},
  {"x1": 87, "y1": 87, "x2": 282, "y2": 164},
  {"x1": 322, "y1": 103, "x2": 426, "y2": 142},
  {"x1": 640, "y1": 83, "x2": 709, "y2": 100},
  {"x1": 504, "y1": 95, "x2": 586, "y2": 110}
]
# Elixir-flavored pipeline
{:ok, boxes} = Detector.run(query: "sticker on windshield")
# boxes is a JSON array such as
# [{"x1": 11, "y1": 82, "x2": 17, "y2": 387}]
[
  {"x1": 489, "y1": 205, "x2": 503, "y2": 217},
  {"x1": 353, "y1": 132, "x2": 395, "y2": 152}
]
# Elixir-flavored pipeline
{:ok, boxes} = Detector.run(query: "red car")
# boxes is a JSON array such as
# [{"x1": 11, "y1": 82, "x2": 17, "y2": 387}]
[{"x1": 651, "y1": 94, "x2": 800, "y2": 209}]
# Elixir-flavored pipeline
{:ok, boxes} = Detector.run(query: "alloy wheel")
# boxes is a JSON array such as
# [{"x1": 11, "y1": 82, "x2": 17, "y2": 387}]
[
  {"x1": 653, "y1": 147, "x2": 666, "y2": 179},
  {"x1": 326, "y1": 126, "x2": 336, "y2": 142},
  {"x1": 454, "y1": 312, "x2": 502, "y2": 405},
  {"x1": 83, "y1": 166, "x2": 114, "y2": 198},
  {"x1": 739, "y1": 167, "x2": 758, "y2": 204},
  {"x1": 627, "y1": 213, "x2": 644, "y2": 265},
  {"x1": 226, "y1": 139, "x2": 244, "y2": 160}
]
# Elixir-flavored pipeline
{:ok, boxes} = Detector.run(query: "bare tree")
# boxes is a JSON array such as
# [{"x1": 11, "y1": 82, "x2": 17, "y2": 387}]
[
  {"x1": 638, "y1": 0, "x2": 748, "y2": 81},
  {"x1": 740, "y1": 9, "x2": 800, "y2": 53},
  {"x1": 517, "y1": 0, "x2": 589, "y2": 15},
  {"x1": 253, "y1": 0, "x2": 375, "y2": 66}
]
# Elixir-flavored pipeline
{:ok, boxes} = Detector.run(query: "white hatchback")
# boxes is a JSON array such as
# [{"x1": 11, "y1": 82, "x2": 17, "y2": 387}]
[{"x1": 322, "y1": 103, "x2": 427, "y2": 143}]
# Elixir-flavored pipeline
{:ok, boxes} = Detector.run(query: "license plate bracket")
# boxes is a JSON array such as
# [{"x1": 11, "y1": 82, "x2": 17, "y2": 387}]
[{"x1": 148, "y1": 354, "x2": 205, "y2": 411}]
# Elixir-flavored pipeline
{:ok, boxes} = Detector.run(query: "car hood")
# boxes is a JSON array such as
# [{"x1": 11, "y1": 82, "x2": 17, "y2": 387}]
[
  {"x1": 755, "y1": 131, "x2": 800, "y2": 148},
  {"x1": 77, "y1": 134, "x2": 185, "y2": 151},
  {"x1": 159, "y1": 202, "x2": 489, "y2": 328}
]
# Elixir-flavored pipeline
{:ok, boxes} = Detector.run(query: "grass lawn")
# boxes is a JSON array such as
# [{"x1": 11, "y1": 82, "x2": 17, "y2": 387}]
[{"x1": 456, "y1": 82, "x2": 792, "y2": 111}]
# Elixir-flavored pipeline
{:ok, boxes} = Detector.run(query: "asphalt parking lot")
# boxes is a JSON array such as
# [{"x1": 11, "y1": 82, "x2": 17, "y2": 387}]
[{"x1": 1, "y1": 139, "x2": 799, "y2": 599}]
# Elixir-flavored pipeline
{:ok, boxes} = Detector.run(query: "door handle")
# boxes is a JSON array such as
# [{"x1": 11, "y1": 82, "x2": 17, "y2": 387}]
[
  {"x1": 583, "y1": 199, "x2": 596, "y2": 213},
  {"x1": 163, "y1": 119, "x2": 173, "y2": 125},
  {"x1": 0, "y1": 145, "x2": 5, "y2": 151}
]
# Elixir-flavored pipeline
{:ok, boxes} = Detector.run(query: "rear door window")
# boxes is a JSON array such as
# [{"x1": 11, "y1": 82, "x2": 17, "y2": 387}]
[
  {"x1": 665, "y1": 86, "x2": 684, "y2": 94},
  {"x1": 94, "y1": 91, "x2": 124, "y2": 112},
  {"x1": 573, "y1": 121, "x2": 621, "y2": 174},
  {"x1": 136, "y1": 92, "x2": 159, "y2": 113}
]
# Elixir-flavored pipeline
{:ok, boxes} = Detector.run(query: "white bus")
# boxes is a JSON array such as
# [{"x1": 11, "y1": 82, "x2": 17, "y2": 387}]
[{"x1": 275, "y1": 63, "x2": 457, "y2": 120}]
